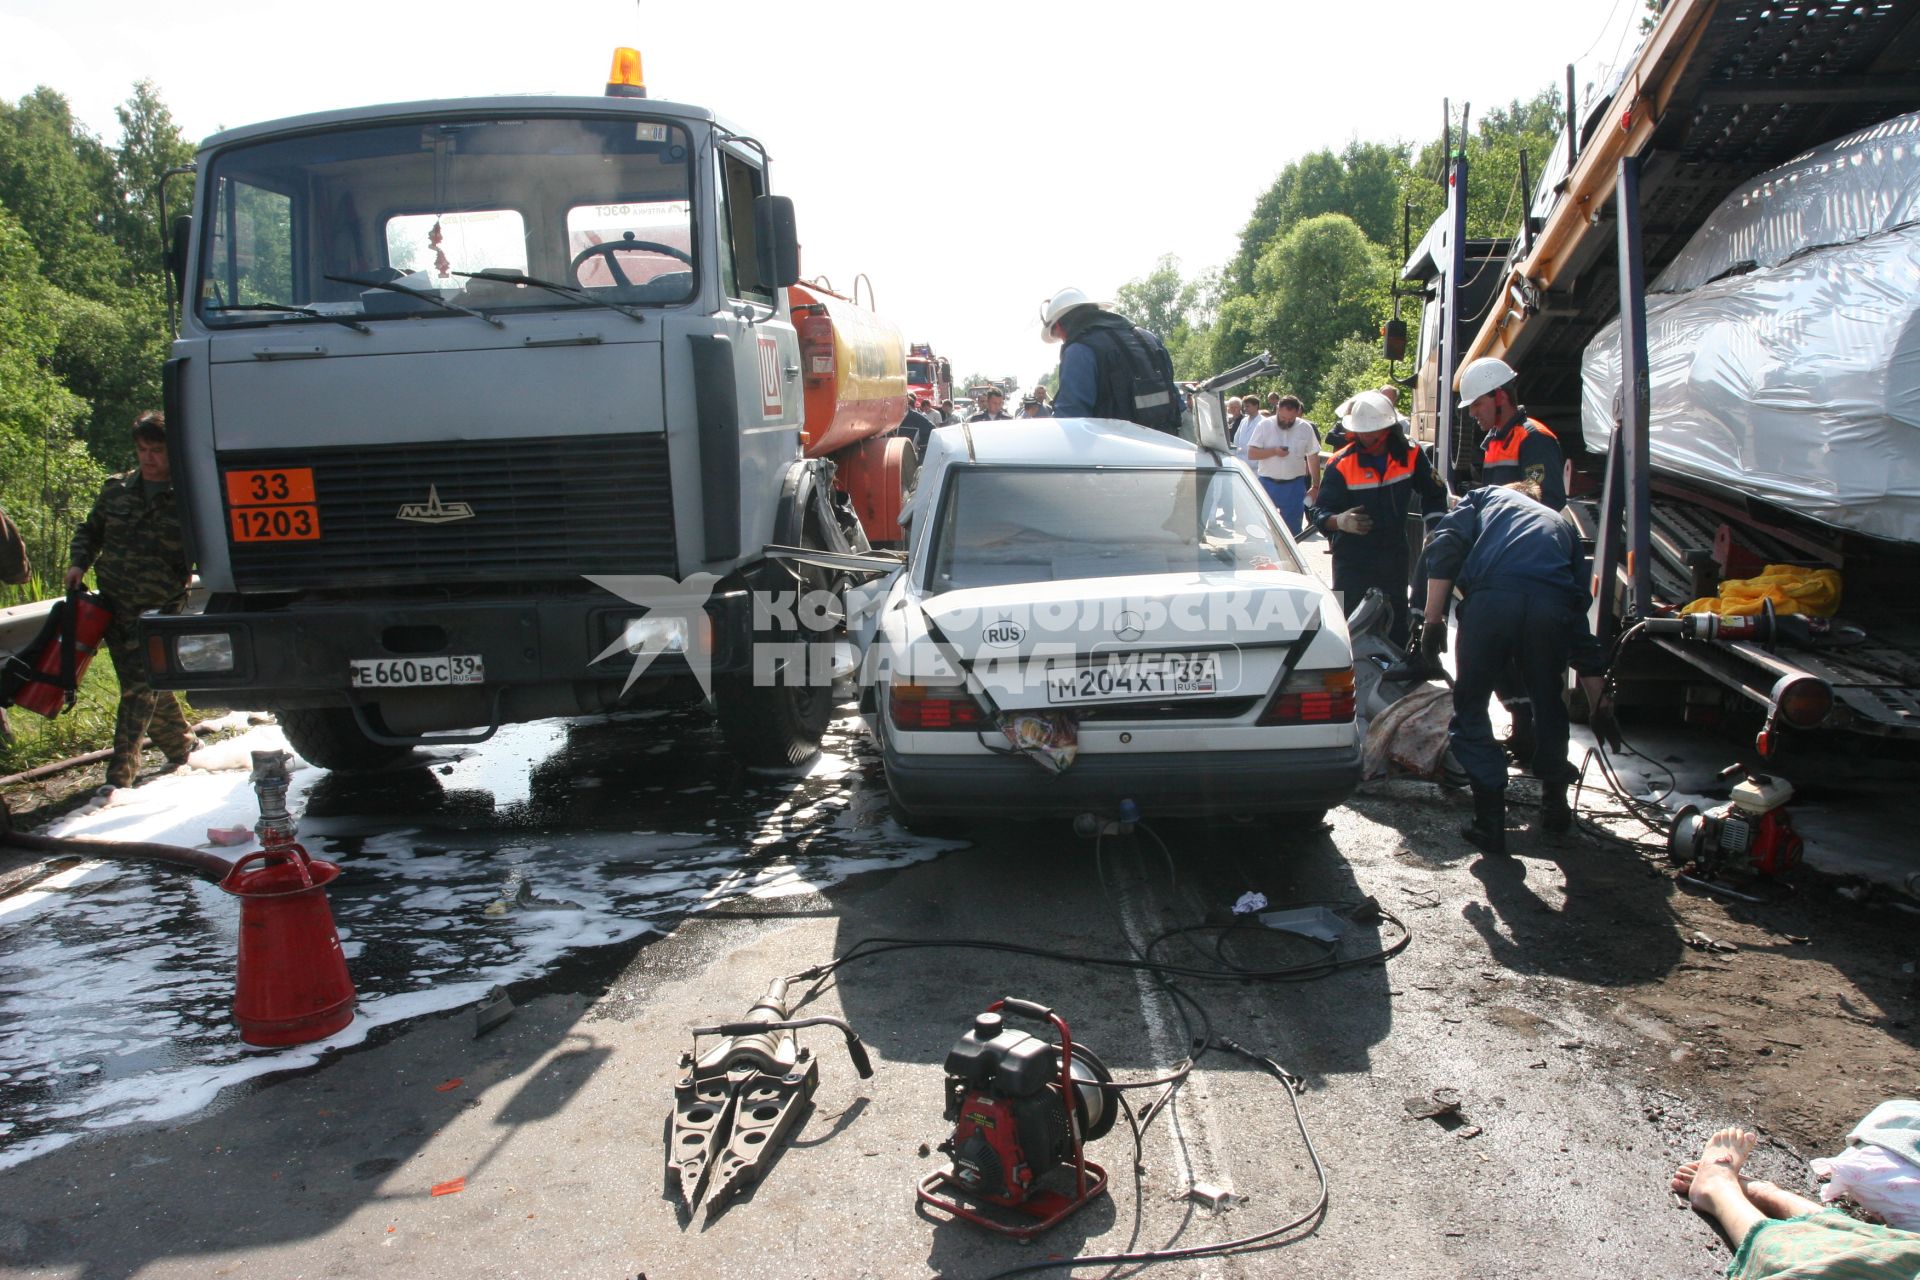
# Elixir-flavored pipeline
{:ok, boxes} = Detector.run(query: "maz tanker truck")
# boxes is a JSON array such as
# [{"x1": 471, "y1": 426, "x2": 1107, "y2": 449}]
[{"x1": 141, "y1": 49, "x2": 920, "y2": 769}]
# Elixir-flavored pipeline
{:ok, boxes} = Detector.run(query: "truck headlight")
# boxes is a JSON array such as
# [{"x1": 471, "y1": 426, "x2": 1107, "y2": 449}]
[
  {"x1": 622, "y1": 616, "x2": 690, "y2": 655},
  {"x1": 174, "y1": 632, "x2": 236, "y2": 674}
]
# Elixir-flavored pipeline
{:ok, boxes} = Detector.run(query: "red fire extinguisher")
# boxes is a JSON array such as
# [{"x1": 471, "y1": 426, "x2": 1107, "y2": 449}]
[{"x1": 1, "y1": 589, "x2": 114, "y2": 719}]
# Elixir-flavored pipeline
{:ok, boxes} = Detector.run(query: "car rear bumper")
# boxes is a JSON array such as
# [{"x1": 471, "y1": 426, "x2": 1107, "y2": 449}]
[{"x1": 880, "y1": 738, "x2": 1362, "y2": 820}]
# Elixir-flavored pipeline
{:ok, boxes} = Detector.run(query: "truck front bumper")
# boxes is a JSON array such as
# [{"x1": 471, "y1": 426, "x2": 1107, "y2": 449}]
[{"x1": 140, "y1": 591, "x2": 754, "y2": 708}]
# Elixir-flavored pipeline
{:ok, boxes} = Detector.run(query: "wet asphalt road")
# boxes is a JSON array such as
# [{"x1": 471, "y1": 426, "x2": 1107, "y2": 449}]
[{"x1": 0, "y1": 697, "x2": 1741, "y2": 1279}]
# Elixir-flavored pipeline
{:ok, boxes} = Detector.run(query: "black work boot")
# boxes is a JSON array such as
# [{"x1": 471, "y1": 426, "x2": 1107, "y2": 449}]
[
  {"x1": 1463, "y1": 784, "x2": 1507, "y2": 856},
  {"x1": 1539, "y1": 777, "x2": 1572, "y2": 833}
]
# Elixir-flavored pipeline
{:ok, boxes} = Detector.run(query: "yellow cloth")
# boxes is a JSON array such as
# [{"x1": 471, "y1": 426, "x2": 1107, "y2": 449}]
[{"x1": 1681, "y1": 564, "x2": 1843, "y2": 618}]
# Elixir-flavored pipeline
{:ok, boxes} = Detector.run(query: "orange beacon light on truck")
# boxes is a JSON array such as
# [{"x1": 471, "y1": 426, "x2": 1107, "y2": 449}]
[{"x1": 606, "y1": 47, "x2": 646, "y2": 98}]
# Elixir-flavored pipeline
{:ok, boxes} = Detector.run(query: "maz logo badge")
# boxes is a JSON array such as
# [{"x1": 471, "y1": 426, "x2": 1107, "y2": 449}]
[{"x1": 397, "y1": 485, "x2": 475, "y2": 524}]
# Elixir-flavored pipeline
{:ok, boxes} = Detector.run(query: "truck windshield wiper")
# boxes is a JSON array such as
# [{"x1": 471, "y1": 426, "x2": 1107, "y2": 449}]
[
  {"x1": 206, "y1": 303, "x2": 371, "y2": 334},
  {"x1": 325, "y1": 274, "x2": 505, "y2": 327},
  {"x1": 453, "y1": 271, "x2": 648, "y2": 323}
]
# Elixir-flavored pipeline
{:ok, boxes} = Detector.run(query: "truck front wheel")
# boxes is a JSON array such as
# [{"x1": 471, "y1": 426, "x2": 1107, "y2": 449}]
[
  {"x1": 713, "y1": 667, "x2": 833, "y2": 769},
  {"x1": 275, "y1": 706, "x2": 414, "y2": 772}
]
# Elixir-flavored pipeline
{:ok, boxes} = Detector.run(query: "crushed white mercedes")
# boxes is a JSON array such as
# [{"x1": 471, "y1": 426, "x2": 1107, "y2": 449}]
[{"x1": 857, "y1": 417, "x2": 1361, "y2": 829}]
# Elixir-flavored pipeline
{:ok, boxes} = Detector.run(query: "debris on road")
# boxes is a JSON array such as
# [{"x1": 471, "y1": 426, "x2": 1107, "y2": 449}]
[
  {"x1": 1186, "y1": 1182, "x2": 1239, "y2": 1212},
  {"x1": 475, "y1": 986, "x2": 515, "y2": 1037},
  {"x1": 1405, "y1": 1087, "x2": 1464, "y2": 1121},
  {"x1": 430, "y1": 1177, "x2": 466, "y2": 1197}
]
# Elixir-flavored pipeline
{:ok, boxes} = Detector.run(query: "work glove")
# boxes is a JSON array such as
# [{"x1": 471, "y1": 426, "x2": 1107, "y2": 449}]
[
  {"x1": 1381, "y1": 616, "x2": 1448, "y2": 684},
  {"x1": 1589, "y1": 697, "x2": 1624, "y2": 753},
  {"x1": 1330, "y1": 509, "x2": 1373, "y2": 535}
]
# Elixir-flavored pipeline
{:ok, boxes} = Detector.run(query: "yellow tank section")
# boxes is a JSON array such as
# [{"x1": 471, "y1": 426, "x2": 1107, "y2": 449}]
[{"x1": 790, "y1": 281, "x2": 909, "y2": 459}]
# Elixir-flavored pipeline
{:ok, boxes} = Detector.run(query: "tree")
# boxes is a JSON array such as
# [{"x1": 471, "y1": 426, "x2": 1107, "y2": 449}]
[
  {"x1": 1250, "y1": 213, "x2": 1390, "y2": 401},
  {"x1": 0, "y1": 88, "x2": 129, "y2": 299},
  {"x1": 0, "y1": 205, "x2": 102, "y2": 593},
  {"x1": 111, "y1": 80, "x2": 196, "y2": 281},
  {"x1": 1229, "y1": 141, "x2": 1411, "y2": 292},
  {"x1": 1112, "y1": 255, "x2": 1222, "y2": 380}
]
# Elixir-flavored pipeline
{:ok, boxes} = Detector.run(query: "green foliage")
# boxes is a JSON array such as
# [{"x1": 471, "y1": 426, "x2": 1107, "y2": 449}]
[
  {"x1": 1250, "y1": 214, "x2": 1391, "y2": 402},
  {"x1": 1119, "y1": 84, "x2": 1563, "y2": 414},
  {"x1": 111, "y1": 81, "x2": 196, "y2": 282},
  {"x1": 1308, "y1": 335, "x2": 1397, "y2": 427},
  {"x1": 1112, "y1": 255, "x2": 1222, "y2": 381},
  {"x1": 1230, "y1": 140, "x2": 1410, "y2": 293},
  {"x1": 0, "y1": 81, "x2": 189, "y2": 594},
  {"x1": 1403, "y1": 88, "x2": 1565, "y2": 242},
  {"x1": 0, "y1": 88, "x2": 129, "y2": 299}
]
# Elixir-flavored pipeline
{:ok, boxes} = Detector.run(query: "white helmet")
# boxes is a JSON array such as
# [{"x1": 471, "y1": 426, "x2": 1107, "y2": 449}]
[
  {"x1": 1039, "y1": 287, "x2": 1102, "y2": 342},
  {"x1": 1337, "y1": 390, "x2": 1398, "y2": 435},
  {"x1": 1457, "y1": 356, "x2": 1518, "y2": 405}
]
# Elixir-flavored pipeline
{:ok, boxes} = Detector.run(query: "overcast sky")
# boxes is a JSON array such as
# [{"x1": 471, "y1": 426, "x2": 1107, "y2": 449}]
[{"x1": 1, "y1": 0, "x2": 1645, "y2": 388}]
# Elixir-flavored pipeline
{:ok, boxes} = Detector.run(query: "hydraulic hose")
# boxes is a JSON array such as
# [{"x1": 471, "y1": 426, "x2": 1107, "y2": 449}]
[{"x1": 0, "y1": 829, "x2": 235, "y2": 880}]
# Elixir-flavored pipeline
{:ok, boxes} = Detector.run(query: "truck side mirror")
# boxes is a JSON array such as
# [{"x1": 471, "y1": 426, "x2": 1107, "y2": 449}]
[
  {"x1": 1382, "y1": 317, "x2": 1407, "y2": 362},
  {"x1": 167, "y1": 214, "x2": 192, "y2": 294},
  {"x1": 753, "y1": 195, "x2": 800, "y2": 288}
]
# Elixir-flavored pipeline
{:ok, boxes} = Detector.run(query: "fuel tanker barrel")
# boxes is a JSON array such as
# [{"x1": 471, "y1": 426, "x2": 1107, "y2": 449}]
[{"x1": 790, "y1": 281, "x2": 909, "y2": 459}]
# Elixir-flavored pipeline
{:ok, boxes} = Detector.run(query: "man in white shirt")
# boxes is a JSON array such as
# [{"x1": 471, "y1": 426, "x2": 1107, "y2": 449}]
[
  {"x1": 1232, "y1": 398, "x2": 1268, "y2": 465},
  {"x1": 1246, "y1": 395, "x2": 1323, "y2": 535}
]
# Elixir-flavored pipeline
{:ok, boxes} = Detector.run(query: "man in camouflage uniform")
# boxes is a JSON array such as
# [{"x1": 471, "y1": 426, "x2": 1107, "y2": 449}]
[{"x1": 66, "y1": 412, "x2": 194, "y2": 790}]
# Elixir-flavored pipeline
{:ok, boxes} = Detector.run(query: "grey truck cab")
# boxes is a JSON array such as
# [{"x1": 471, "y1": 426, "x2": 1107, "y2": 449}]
[{"x1": 143, "y1": 79, "x2": 859, "y2": 769}]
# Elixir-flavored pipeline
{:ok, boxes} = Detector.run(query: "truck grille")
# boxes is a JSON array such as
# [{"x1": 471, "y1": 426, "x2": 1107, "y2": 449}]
[{"x1": 220, "y1": 433, "x2": 676, "y2": 590}]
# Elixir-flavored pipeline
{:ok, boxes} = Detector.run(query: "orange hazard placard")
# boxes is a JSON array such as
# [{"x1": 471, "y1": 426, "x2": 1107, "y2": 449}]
[
  {"x1": 224, "y1": 467, "x2": 316, "y2": 507},
  {"x1": 230, "y1": 505, "x2": 321, "y2": 543}
]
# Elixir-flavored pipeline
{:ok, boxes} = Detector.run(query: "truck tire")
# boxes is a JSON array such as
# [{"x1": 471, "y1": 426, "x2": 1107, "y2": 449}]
[
  {"x1": 275, "y1": 706, "x2": 413, "y2": 772},
  {"x1": 715, "y1": 493, "x2": 842, "y2": 768},
  {"x1": 714, "y1": 667, "x2": 832, "y2": 768}
]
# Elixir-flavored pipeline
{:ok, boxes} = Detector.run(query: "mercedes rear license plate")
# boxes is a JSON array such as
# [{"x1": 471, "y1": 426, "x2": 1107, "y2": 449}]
[
  {"x1": 1046, "y1": 652, "x2": 1218, "y2": 704},
  {"x1": 349, "y1": 655, "x2": 484, "y2": 688}
]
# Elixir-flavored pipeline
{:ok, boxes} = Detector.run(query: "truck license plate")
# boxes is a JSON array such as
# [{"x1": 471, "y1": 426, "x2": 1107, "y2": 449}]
[
  {"x1": 349, "y1": 655, "x2": 484, "y2": 688},
  {"x1": 1045, "y1": 652, "x2": 1218, "y2": 704}
]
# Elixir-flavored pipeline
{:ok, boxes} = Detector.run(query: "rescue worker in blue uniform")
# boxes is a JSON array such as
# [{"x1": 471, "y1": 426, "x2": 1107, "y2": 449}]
[
  {"x1": 1305, "y1": 390, "x2": 1448, "y2": 647},
  {"x1": 1041, "y1": 287, "x2": 1183, "y2": 434},
  {"x1": 1458, "y1": 356, "x2": 1569, "y2": 765},
  {"x1": 1416, "y1": 480, "x2": 1613, "y2": 856}
]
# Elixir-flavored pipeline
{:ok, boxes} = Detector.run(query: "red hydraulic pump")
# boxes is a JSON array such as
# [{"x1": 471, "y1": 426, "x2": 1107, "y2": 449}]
[
  {"x1": 918, "y1": 999, "x2": 1116, "y2": 1239},
  {"x1": 1, "y1": 590, "x2": 112, "y2": 719},
  {"x1": 789, "y1": 280, "x2": 917, "y2": 544}
]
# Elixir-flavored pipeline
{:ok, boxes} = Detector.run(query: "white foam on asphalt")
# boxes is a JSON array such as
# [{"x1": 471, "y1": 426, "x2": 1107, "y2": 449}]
[{"x1": 0, "y1": 718, "x2": 961, "y2": 1169}]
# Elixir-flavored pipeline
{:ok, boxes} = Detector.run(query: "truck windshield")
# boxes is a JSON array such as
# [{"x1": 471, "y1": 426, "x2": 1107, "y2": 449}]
[
  {"x1": 197, "y1": 116, "x2": 696, "y2": 327},
  {"x1": 927, "y1": 466, "x2": 1306, "y2": 591}
]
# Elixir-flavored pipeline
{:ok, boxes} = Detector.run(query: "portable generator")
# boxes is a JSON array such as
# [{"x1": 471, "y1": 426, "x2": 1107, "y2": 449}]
[
  {"x1": 1669, "y1": 773, "x2": 1803, "y2": 877},
  {"x1": 917, "y1": 998, "x2": 1116, "y2": 1239}
]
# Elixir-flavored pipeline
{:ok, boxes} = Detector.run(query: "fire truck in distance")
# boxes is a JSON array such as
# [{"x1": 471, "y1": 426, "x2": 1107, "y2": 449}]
[
  {"x1": 142, "y1": 48, "x2": 918, "y2": 770},
  {"x1": 906, "y1": 343, "x2": 952, "y2": 410}
]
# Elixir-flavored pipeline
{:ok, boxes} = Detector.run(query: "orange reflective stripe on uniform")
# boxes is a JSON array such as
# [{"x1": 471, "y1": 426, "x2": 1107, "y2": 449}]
[
  {"x1": 1330, "y1": 447, "x2": 1416, "y2": 491},
  {"x1": 1482, "y1": 417, "x2": 1557, "y2": 469}
]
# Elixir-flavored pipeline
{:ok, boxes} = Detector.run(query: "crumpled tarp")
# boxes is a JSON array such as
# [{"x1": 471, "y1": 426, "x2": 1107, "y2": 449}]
[
  {"x1": 1582, "y1": 111, "x2": 1920, "y2": 543},
  {"x1": 1361, "y1": 684, "x2": 1454, "y2": 780},
  {"x1": 1680, "y1": 564, "x2": 1844, "y2": 619}
]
